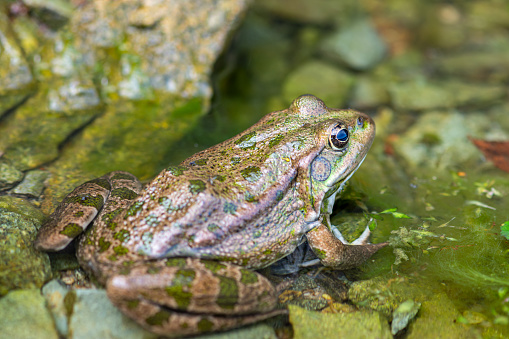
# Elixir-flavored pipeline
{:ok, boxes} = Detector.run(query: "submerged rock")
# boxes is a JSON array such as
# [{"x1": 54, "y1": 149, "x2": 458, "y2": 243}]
[
  {"x1": 0, "y1": 196, "x2": 51, "y2": 296},
  {"x1": 0, "y1": 289, "x2": 58, "y2": 339},
  {"x1": 320, "y1": 19, "x2": 387, "y2": 71},
  {"x1": 289, "y1": 305, "x2": 392, "y2": 339},
  {"x1": 283, "y1": 60, "x2": 354, "y2": 108},
  {"x1": 12, "y1": 169, "x2": 50, "y2": 197},
  {"x1": 389, "y1": 80, "x2": 506, "y2": 111},
  {"x1": 0, "y1": 159, "x2": 24, "y2": 191},
  {"x1": 0, "y1": 9, "x2": 36, "y2": 118},
  {"x1": 69, "y1": 288, "x2": 157, "y2": 339},
  {"x1": 391, "y1": 299, "x2": 421, "y2": 335}
]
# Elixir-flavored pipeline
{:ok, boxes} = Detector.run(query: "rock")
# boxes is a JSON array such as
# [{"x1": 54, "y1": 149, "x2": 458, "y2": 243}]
[
  {"x1": 348, "y1": 278, "x2": 401, "y2": 317},
  {"x1": 436, "y1": 51, "x2": 509, "y2": 82},
  {"x1": 0, "y1": 289, "x2": 59, "y2": 339},
  {"x1": 0, "y1": 196, "x2": 51, "y2": 296},
  {"x1": 350, "y1": 76, "x2": 390, "y2": 109},
  {"x1": 0, "y1": 159, "x2": 24, "y2": 191},
  {"x1": 289, "y1": 305, "x2": 392, "y2": 339},
  {"x1": 282, "y1": 60, "x2": 354, "y2": 108},
  {"x1": 0, "y1": 9, "x2": 36, "y2": 118},
  {"x1": 196, "y1": 324, "x2": 277, "y2": 339},
  {"x1": 391, "y1": 299, "x2": 421, "y2": 335},
  {"x1": 392, "y1": 110, "x2": 509, "y2": 172},
  {"x1": 389, "y1": 80, "x2": 506, "y2": 111},
  {"x1": 12, "y1": 169, "x2": 50, "y2": 197},
  {"x1": 69, "y1": 288, "x2": 157, "y2": 339},
  {"x1": 320, "y1": 19, "x2": 387, "y2": 71},
  {"x1": 23, "y1": 0, "x2": 73, "y2": 29},
  {"x1": 42, "y1": 280, "x2": 71, "y2": 337},
  {"x1": 406, "y1": 292, "x2": 479, "y2": 338},
  {"x1": 255, "y1": 0, "x2": 350, "y2": 24},
  {"x1": 0, "y1": 77, "x2": 102, "y2": 171}
]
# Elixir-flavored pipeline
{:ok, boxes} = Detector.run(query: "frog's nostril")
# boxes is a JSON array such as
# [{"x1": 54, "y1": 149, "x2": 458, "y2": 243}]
[{"x1": 357, "y1": 117, "x2": 364, "y2": 127}]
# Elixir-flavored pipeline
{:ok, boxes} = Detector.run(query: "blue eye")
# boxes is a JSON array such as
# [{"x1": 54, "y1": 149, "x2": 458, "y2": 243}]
[
  {"x1": 329, "y1": 124, "x2": 349, "y2": 150},
  {"x1": 336, "y1": 129, "x2": 348, "y2": 142}
]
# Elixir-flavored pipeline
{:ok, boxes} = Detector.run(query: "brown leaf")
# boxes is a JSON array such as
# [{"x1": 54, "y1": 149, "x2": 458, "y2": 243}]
[{"x1": 469, "y1": 137, "x2": 509, "y2": 173}]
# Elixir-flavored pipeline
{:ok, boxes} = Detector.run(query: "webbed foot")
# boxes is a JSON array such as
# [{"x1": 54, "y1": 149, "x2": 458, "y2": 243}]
[{"x1": 306, "y1": 221, "x2": 387, "y2": 270}]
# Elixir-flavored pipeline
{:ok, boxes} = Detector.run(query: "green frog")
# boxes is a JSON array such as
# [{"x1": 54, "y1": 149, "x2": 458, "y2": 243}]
[{"x1": 35, "y1": 95, "x2": 386, "y2": 337}]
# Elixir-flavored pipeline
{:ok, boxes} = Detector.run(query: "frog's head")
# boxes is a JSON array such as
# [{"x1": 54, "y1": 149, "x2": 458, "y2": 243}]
[{"x1": 290, "y1": 95, "x2": 375, "y2": 216}]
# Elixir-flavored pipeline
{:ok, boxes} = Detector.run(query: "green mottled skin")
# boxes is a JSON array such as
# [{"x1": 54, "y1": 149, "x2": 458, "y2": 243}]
[{"x1": 35, "y1": 95, "x2": 383, "y2": 337}]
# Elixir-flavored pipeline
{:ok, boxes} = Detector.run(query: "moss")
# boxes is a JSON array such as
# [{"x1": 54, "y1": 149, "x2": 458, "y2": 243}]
[{"x1": 63, "y1": 290, "x2": 77, "y2": 317}]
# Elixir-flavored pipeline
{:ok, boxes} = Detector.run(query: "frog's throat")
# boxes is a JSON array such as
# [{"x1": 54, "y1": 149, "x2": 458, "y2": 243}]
[{"x1": 322, "y1": 154, "x2": 367, "y2": 216}]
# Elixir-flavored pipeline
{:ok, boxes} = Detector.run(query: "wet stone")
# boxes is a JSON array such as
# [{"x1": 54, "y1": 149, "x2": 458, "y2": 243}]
[
  {"x1": 42, "y1": 280, "x2": 71, "y2": 337},
  {"x1": 0, "y1": 196, "x2": 51, "y2": 296},
  {"x1": 0, "y1": 289, "x2": 59, "y2": 339},
  {"x1": 0, "y1": 9, "x2": 36, "y2": 118},
  {"x1": 12, "y1": 169, "x2": 50, "y2": 197},
  {"x1": 0, "y1": 159, "x2": 24, "y2": 191},
  {"x1": 283, "y1": 60, "x2": 354, "y2": 108},
  {"x1": 196, "y1": 323, "x2": 277, "y2": 339},
  {"x1": 0, "y1": 77, "x2": 102, "y2": 171},
  {"x1": 320, "y1": 19, "x2": 387, "y2": 71},
  {"x1": 289, "y1": 305, "x2": 392, "y2": 339},
  {"x1": 23, "y1": 0, "x2": 73, "y2": 29},
  {"x1": 69, "y1": 289, "x2": 157, "y2": 339},
  {"x1": 389, "y1": 80, "x2": 506, "y2": 111}
]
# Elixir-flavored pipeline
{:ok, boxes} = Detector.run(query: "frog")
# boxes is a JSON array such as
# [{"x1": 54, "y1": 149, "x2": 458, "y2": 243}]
[{"x1": 35, "y1": 95, "x2": 387, "y2": 337}]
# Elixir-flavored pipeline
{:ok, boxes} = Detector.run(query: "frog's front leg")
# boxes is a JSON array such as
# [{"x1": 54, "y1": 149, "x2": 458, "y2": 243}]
[
  {"x1": 306, "y1": 220, "x2": 387, "y2": 270},
  {"x1": 106, "y1": 258, "x2": 283, "y2": 337}
]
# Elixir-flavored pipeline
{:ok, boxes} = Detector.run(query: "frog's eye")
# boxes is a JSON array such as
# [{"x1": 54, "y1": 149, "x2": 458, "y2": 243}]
[{"x1": 329, "y1": 124, "x2": 349, "y2": 151}]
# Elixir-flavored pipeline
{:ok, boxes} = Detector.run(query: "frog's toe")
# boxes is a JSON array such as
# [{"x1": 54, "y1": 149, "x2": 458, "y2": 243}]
[{"x1": 331, "y1": 219, "x2": 374, "y2": 245}]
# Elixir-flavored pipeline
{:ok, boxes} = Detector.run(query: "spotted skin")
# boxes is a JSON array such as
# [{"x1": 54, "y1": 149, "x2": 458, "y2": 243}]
[{"x1": 34, "y1": 95, "x2": 385, "y2": 337}]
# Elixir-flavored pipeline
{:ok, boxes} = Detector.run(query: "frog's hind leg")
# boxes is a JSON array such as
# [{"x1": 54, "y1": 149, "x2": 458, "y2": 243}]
[
  {"x1": 106, "y1": 258, "x2": 284, "y2": 337},
  {"x1": 34, "y1": 171, "x2": 141, "y2": 252}
]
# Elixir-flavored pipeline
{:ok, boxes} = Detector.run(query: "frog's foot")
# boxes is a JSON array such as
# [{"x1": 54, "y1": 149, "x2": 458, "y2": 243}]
[
  {"x1": 331, "y1": 220, "x2": 373, "y2": 245},
  {"x1": 306, "y1": 224, "x2": 387, "y2": 270},
  {"x1": 34, "y1": 171, "x2": 141, "y2": 252},
  {"x1": 106, "y1": 258, "x2": 284, "y2": 337}
]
